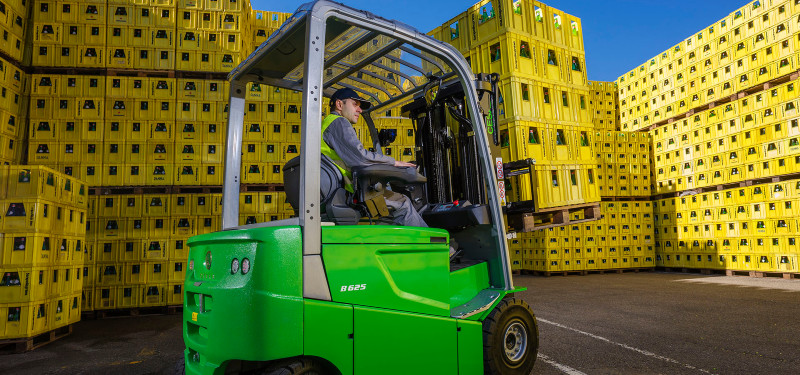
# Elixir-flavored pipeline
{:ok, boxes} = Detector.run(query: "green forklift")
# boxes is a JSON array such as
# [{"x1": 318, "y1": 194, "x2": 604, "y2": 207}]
[{"x1": 182, "y1": 1, "x2": 538, "y2": 374}]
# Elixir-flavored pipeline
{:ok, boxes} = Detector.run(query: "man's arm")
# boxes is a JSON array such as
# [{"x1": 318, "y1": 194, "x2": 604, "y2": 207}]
[{"x1": 323, "y1": 117, "x2": 396, "y2": 168}]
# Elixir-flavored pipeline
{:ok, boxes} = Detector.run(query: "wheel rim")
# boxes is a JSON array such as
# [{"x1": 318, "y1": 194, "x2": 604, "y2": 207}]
[{"x1": 503, "y1": 320, "x2": 527, "y2": 363}]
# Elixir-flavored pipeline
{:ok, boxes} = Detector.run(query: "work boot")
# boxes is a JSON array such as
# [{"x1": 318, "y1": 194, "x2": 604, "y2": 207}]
[{"x1": 449, "y1": 239, "x2": 459, "y2": 256}]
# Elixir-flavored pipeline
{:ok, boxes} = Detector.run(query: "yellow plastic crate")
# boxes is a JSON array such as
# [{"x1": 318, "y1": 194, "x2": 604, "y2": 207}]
[
  {"x1": 94, "y1": 286, "x2": 117, "y2": 310},
  {"x1": 199, "y1": 164, "x2": 222, "y2": 185},
  {"x1": 81, "y1": 287, "x2": 94, "y2": 311},
  {"x1": 116, "y1": 285, "x2": 140, "y2": 309},
  {"x1": 176, "y1": 122, "x2": 201, "y2": 141},
  {"x1": 142, "y1": 239, "x2": 168, "y2": 261},
  {"x1": 0, "y1": 300, "x2": 52, "y2": 339},
  {"x1": 0, "y1": 266, "x2": 51, "y2": 303},
  {"x1": 168, "y1": 260, "x2": 185, "y2": 283},
  {"x1": 140, "y1": 283, "x2": 167, "y2": 307}
]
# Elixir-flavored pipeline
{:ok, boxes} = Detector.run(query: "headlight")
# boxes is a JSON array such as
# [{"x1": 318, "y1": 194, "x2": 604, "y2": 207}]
[
  {"x1": 231, "y1": 258, "x2": 239, "y2": 274},
  {"x1": 241, "y1": 258, "x2": 250, "y2": 274},
  {"x1": 189, "y1": 260, "x2": 194, "y2": 271},
  {"x1": 204, "y1": 251, "x2": 212, "y2": 270}
]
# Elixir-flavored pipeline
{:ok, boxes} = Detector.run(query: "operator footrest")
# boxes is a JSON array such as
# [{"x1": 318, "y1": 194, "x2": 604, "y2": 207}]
[{"x1": 450, "y1": 289, "x2": 502, "y2": 319}]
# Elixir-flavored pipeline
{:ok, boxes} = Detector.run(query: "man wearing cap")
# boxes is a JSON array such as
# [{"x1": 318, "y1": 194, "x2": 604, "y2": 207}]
[{"x1": 321, "y1": 88, "x2": 428, "y2": 227}]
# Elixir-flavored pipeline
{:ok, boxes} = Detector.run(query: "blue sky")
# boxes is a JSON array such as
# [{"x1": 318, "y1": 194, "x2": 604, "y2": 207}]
[{"x1": 251, "y1": 0, "x2": 752, "y2": 81}]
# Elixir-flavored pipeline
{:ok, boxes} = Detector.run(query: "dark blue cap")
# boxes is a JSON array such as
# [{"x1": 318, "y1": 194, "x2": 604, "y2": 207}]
[{"x1": 330, "y1": 88, "x2": 371, "y2": 110}]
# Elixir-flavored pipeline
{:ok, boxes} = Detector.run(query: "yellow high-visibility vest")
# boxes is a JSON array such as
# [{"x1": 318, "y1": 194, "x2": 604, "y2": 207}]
[{"x1": 321, "y1": 113, "x2": 354, "y2": 192}]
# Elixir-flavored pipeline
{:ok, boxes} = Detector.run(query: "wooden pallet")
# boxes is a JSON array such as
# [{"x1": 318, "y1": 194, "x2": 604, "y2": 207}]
[
  {"x1": 600, "y1": 196, "x2": 653, "y2": 202},
  {"x1": 176, "y1": 71, "x2": 228, "y2": 80},
  {"x1": 520, "y1": 269, "x2": 587, "y2": 277},
  {"x1": 105, "y1": 68, "x2": 175, "y2": 78},
  {"x1": 512, "y1": 268, "x2": 655, "y2": 277},
  {"x1": 658, "y1": 267, "x2": 799, "y2": 279},
  {"x1": 239, "y1": 183, "x2": 285, "y2": 192},
  {"x1": 0, "y1": 325, "x2": 72, "y2": 354},
  {"x1": 725, "y1": 270, "x2": 799, "y2": 279},
  {"x1": 89, "y1": 185, "x2": 227, "y2": 196},
  {"x1": 27, "y1": 67, "x2": 229, "y2": 79},
  {"x1": 507, "y1": 202, "x2": 602, "y2": 232},
  {"x1": 0, "y1": 50, "x2": 24, "y2": 71},
  {"x1": 82, "y1": 305, "x2": 182, "y2": 320},
  {"x1": 585, "y1": 267, "x2": 654, "y2": 275},
  {"x1": 660, "y1": 267, "x2": 728, "y2": 276}
]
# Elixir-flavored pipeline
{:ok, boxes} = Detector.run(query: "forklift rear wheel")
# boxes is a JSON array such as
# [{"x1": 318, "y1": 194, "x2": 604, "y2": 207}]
[
  {"x1": 174, "y1": 357, "x2": 185, "y2": 375},
  {"x1": 483, "y1": 297, "x2": 539, "y2": 375},
  {"x1": 262, "y1": 357, "x2": 327, "y2": 375}
]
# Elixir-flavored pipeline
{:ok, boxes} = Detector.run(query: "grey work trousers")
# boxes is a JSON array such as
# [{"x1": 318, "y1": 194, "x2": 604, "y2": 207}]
[{"x1": 384, "y1": 191, "x2": 428, "y2": 227}]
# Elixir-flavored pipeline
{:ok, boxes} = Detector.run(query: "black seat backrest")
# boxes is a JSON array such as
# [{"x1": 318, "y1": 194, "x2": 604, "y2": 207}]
[{"x1": 282, "y1": 154, "x2": 343, "y2": 214}]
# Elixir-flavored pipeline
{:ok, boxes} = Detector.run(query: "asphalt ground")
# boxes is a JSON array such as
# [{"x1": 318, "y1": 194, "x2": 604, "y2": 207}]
[
  {"x1": 522, "y1": 272, "x2": 800, "y2": 375},
  {"x1": 3, "y1": 272, "x2": 799, "y2": 374}
]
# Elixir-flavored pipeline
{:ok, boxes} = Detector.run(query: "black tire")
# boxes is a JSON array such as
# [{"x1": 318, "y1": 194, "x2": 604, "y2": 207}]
[
  {"x1": 483, "y1": 297, "x2": 539, "y2": 375},
  {"x1": 174, "y1": 357, "x2": 185, "y2": 375},
  {"x1": 263, "y1": 357, "x2": 328, "y2": 375}
]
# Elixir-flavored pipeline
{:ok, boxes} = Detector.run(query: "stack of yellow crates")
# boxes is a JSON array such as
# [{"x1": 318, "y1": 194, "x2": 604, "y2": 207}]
[
  {"x1": 428, "y1": 0, "x2": 610, "y2": 273},
  {"x1": 0, "y1": 165, "x2": 88, "y2": 341},
  {"x1": 368, "y1": 117, "x2": 418, "y2": 164},
  {"x1": 429, "y1": 0, "x2": 599, "y2": 214},
  {"x1": 588, "y1": 81, "x2": 619, "y2": 131},
  {"x1": 504, "y1": 84, "x2": 655, "y2": 273},
  {"x1": 650, "y1": 78, "x2": 798, "y2": 194},
  {"x1": 238, "y1": 81, "x2": 301, "y2": 186},
  {"x1": 21, "y1": 1, "x2": 301, "y2": 314},
  {"x1": 618, "y1": 0, "x2": 798, "y2": 132},
  {"x1": 237, "y1": 190, "x2": 295, "y2": 226},
  {"x1": 27, "y1": 75, "x2": 233, "y2": 187},
  {"x1": 594, "y1": 131, "x2": 652, "y2": 197},
  {"x1": 173, "y1": 0, "x2": 252, "y2": 72},
  {"x1": 85, "y1": 192, "x2": 208, "y2": 312},
  {"x1": 617, "y1": 0, "x2": 800, "y2": 274},
  {"x1": 653, "y1": 182, "x2": 799, "y2": 272},
  {"x1": 30, "y1": 0, "x2": 110, "y2": 68},
  {"x1": 1, "y1": 0, "x2": 27, "y2": 64},
  {"x1": 510, "y1": 200, "x2": 655, "y2": 272},
  {"x1": 0, "y1": 0, "x2": 28, "y2": 166},
  {"x1": 250, "y1": 10, "x2": 289, "y2": 48},
  {"x1": 30, "y1": 0, "x2": 252, "y2": 72},
  {"x1": 509, "y1": 129, "x2": 656, "y2": 273},
  {"x1": 0, "y1": 55, "x2": 26, "y2": 165}
]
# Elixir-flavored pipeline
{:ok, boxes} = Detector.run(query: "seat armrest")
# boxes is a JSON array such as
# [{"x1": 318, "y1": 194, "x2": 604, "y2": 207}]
[{"x1": 351, "y1": 165, "x2": 427, "y2": 184}]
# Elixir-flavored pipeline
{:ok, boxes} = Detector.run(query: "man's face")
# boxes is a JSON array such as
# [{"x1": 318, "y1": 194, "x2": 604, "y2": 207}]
[{"x1": 337, "y1": 98, "x2": 362, "y2": 124}]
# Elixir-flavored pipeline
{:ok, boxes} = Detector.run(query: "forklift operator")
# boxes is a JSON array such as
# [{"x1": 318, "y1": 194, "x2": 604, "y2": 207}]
[{"x1": 321, "y1": 88, "x2": 428, "y2": 228}]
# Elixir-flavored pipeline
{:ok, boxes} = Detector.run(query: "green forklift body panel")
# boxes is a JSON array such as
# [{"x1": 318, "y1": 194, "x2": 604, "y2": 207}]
[
  {"x1": 457, "y1": 320, "x2": 485, "y2": 375},
  {"x1": 303, "y1": 302, "x2": 487, "y2": 375},
  {"x1": 183, "y1": 226, "x2": 304, "y2": 374},
  {"x1": 322, "y1": 225, "x2": 450, "y2": 244},
  {"x1": 449, "y1": 262, "x2": 490, "y2": 307},
  {"x1": 303, "y1": 300, "x2": 354, "y2": 375},
  {"x1": 322, "y1": 226, "x2": 452, "y2": 316},
  {"x1": 354, "y1": 306, "x2": 458, "y2": 374}
]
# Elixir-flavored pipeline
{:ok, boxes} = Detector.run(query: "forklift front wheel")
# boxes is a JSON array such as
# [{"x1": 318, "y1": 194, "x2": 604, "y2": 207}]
[
  {"x1": 483, "y1": 297, "x2": 539, "y2": 375},
  {"x1": 262, "y1": 356, "x2": 329, "y2": 375}
]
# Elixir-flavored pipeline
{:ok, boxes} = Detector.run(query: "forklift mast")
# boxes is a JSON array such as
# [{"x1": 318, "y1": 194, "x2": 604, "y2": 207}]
[{"x1": 402, "y1": 73, "x2": 501, "y2": 207}]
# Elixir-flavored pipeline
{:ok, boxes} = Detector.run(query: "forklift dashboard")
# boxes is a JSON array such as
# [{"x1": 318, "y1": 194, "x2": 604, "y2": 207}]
[{"x1": 421, "y1": 201, "x2": 491, "y2": 229}]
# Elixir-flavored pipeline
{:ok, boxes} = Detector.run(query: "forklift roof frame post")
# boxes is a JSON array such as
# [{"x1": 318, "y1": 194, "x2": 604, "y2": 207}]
[{"x1": 221, "y1": 0, "x2": 514, "y2": 299}]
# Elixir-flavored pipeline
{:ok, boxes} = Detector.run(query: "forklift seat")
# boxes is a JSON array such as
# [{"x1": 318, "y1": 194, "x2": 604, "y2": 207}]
[{"x1": 282, "y1": 155, "x2": 361, "y2": 225}]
